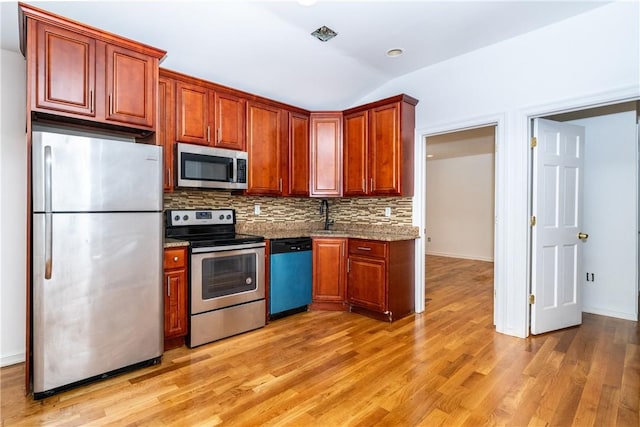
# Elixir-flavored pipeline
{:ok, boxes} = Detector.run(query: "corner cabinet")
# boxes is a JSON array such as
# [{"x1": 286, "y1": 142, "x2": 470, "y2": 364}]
[
  {"x1": 164, "y1": 247, "x2": 188, "y2": 349},
  {"x1": 21, "y1": 4, "x2": 165, "y2": 133},
  {"x1": 347, "y1": 239, "x2": 415, "y2": 321},
  {"x1": 310, "y1": 237, "x2": 347, "y2": 311},
  {"x1": 343, "y1": 95, "x2": 418, "y2": 197},
  {"x1": 310, "y1": 112, "x2": 343, "y2": 197}
]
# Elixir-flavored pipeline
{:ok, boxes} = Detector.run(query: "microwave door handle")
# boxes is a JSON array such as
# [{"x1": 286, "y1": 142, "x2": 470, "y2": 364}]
[{"x1": 230, "y1": 159, "x2": 236, "y2": 183}]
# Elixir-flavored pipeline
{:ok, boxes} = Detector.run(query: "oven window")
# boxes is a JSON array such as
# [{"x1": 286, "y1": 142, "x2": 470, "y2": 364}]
[
  {"x1": 201, "y1": 253, "x2": 257, "y2": 299},
  {"x1": 182, "y1": 152, "x2": 233, "y2": 182}
]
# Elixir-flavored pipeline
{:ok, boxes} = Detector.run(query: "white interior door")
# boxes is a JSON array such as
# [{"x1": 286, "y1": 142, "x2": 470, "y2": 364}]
[{"x1": 531, "y1": 118, "x2": 586, "y2": 335}]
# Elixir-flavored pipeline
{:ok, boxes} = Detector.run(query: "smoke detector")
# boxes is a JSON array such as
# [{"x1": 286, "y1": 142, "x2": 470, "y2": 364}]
[{"x1": 311, "y1": 25, "x2": 338, "y2": 42}]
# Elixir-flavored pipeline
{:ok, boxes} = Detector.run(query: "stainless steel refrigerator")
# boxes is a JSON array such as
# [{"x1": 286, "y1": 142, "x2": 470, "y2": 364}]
[{"x1": 31, "y1": 127, "x2": 164, "y2": 398}]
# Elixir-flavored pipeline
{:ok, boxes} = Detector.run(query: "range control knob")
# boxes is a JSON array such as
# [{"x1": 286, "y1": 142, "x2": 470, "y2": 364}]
[
  {"x1": 174, "y1": 215, "x2": 180, "y2": 221},
  {"x1": 183, "y1": 215, "x2": 189, "y2": 221},
  {"x1": 226, "y1": 214, "x2": 232, "y2": 220},
  {"x1": 219, "y1": 214, "x2": 224, "y2": 220}
]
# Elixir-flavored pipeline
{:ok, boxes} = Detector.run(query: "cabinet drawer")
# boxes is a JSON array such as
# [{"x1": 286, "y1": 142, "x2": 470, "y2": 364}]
[
  {"x1": 164, "y1": 247, "x2": 187, "y2": 269},
  {"x1": 348, "y1": 239, "x2": 387, "y2": 258}
]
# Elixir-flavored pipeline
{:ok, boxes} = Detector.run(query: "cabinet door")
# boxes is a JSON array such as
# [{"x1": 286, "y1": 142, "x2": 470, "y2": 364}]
[
  {"x1": 289, "y1": 112, "x2": 310, "y2": 196},
  {"x1": 310, "y1": 113, "x2": 342, "y2": 197},
  {"x1": 158, "y1": 76, "x2": 175, "y2": 192},
  {"x1": 164, "y1": 268, "x2": 187, "y2": 338},
  {"x1": 369, "y1": 102, "x2": 401, "y2": 195},
  {"x1": 246, "y1": 102, "x2": 284, "y2": 195},
  {"x1": 105, "y1": 44, "x2": 156, "y2": 128},
  {"x1": 35, "y1": 22, "x2": 96, "y2": 116},
  {"x1": 312, "y1": 238, "x2": 346, "y2": 305},
  {"x1": 214, "y1": 92, "x2": 245, "y2": 150},
  {"x1": 343, "y1": 110, "x2": 368, "y2": 196},
  {"x1": 347, "y1": 254, "x2": 387, "y2": 313},
  {"x1": 176, "y1": 81, "x2": 212, "y2": 145}
]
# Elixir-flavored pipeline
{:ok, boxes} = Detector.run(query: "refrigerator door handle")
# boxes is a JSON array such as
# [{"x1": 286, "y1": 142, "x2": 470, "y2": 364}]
[
  {"x1": 44, "y1": 145, "x2": 52, "y2": 279},
  {"x1": 44, "y1": 145, "x2": 52, "y2": 212},
  {"x1": 45, "y1": 213, "x2": 52, "y2": 279}
]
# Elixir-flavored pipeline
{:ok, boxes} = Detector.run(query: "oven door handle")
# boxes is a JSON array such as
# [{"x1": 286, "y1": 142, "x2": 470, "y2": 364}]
[{"x1": 191, "y1": 242, "x2": 266, "y2": 253}]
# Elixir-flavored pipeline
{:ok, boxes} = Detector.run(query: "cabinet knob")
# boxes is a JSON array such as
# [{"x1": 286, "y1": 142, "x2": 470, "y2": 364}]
[{"x1": 173, "y1": 256, "x2": 179, "y2": 262}]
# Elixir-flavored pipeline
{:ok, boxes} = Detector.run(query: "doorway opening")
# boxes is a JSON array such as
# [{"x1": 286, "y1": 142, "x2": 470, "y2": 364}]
[{"x1": 424, "y1": 125, "x2": 497, "y2": 322}]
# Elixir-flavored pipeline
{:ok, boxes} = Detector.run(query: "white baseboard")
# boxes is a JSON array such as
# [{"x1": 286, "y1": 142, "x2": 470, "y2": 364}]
[
  {"x1": 426, "y1": 251, "x2": 494, "y2": 262},
  {"x1": 583, "y1": 307, "x2": 638, "y2": 321},
  {"x1": 1, "y1": 352, "x2": 25, "y2": 368}
]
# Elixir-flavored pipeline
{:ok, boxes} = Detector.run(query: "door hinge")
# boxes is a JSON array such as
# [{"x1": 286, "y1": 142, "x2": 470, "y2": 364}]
[
  {"x1": 530, "y1": 216, "x2": 536, "y2": 226},
  {"x1": 531, "y1": 137, "x2": 537, "y2": 148},
  {"x1": 529, "y1": 294, "x2": 535, "y2": 305}
]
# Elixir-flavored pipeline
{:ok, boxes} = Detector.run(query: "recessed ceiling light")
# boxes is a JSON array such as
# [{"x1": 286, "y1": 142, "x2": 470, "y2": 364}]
[
  {"x1": 311, "y1": 25, "x2": 338, "y2": 42},
  {"x1": 386, "y1": 48, "x2": 404, "y2": 57},
  {"x1": 297, "y1": 0, "x2": 317, "y2": 5}
]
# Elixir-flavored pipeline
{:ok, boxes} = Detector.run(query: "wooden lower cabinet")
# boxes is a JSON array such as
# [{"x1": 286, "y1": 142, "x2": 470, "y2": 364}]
[
  {"x1": 310, "y1": 237, "x2": 347, "y2": 311},
  {"x1": 163, "y1": 247, "x2": 188, "y2": 349},
  {"x1": 347, "y1": 239, "x2": 415, "y2": 322}
]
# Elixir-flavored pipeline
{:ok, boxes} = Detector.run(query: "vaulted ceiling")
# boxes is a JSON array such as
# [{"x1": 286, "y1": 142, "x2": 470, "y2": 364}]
[{"x1": 1, "y1": 1, "x2": 609, "y2": 110}]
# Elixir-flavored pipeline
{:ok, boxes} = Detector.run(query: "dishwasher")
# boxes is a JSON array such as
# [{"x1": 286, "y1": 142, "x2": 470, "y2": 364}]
[{"x1": 269, "y1": 237, "x2": 313, "y2": 320}]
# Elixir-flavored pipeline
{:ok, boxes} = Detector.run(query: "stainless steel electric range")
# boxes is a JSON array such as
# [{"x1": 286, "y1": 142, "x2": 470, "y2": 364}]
[{"x1": 165, "y1": 209, "x2": 265, "y2": 347}]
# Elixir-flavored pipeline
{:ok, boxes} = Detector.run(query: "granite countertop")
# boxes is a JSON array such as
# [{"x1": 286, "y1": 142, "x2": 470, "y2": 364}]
[
  {"x1": 164, "y1": 238, "x2": 190, "y2": 248},
  {"x1": 237, "y1": 223, "x2": 420, "y2": 242}
]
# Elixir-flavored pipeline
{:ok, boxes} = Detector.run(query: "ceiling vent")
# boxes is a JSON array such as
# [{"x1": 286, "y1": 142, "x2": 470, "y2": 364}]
[{"x1": 311, "y1": 25, "x2": 337, "y2": 42}]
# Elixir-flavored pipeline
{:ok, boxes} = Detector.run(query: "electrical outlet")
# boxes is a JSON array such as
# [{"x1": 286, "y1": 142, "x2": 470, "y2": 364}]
[
  {"x1": 254, "y1": 204, "x2": 261, "y2": 215},
  {"x1": 384, "y1": 207, "x2": 391, "y2": 217},
  {"x1": 427, "y1": 237, "x2": 431, "y2": 242}
]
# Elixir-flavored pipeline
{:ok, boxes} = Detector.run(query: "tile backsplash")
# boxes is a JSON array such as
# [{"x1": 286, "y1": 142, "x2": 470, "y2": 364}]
[{"x1": 164, "y1": 190, "x2": 413, "y2": 226}]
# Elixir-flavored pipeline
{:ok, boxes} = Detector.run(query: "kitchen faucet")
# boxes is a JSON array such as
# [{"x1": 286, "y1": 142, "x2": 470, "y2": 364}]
[{"x1": 320, "y1": 199, "x2": 334, "y2": 230}]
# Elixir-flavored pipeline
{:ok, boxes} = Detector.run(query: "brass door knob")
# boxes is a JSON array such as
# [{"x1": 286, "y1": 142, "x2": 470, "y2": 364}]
[{"x1": 578, "y1": 232, "x2": 589, "y2": 240}]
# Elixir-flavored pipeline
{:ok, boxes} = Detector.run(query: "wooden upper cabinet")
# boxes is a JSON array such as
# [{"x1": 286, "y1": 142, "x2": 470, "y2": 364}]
[
  {"x1": 105, "y1": 44, "x2": 155, "y2": 128},
  {"x1": 369, "y1": 102, "x2": 401, "y2": 195},
  {"x1": 246, "y1": 101, "x2": 285, "y2": 196},
  {"x1": 342, "y1": 95, "x2": 418, "y2": 197},
  {"x1": 22, "y1": 4, "x2": 165, "y2": 133},
  {"x1": 35, "y1": 23, "x2": 96, "y2": 117},
  {"x1": 175, "y1": 81, "x2": 211, "y2": 145},
  {"x1": 310, "y1": 112, "x2": 342, "y2": 197},
  {"x1": 214, "y1": 92, "x2": 245, "y2": 150},
  {"x1": 343, "y1": 110, "x2": 368, "y2": 196},
  {"x1": 158, "y1": 75, "x2": 175, "y2": 192},
  {"x1": 288, "y1": 112, "x2": 310, "y2": 197}
]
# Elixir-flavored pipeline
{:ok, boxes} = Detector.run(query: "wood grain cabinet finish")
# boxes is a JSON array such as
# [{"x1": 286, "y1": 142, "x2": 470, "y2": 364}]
[
  {"x1": 343, "y1": 95, "x2": 418, "y2": 197},
  {"x1": 158, "y1": 76, "x2": 175, "y2": 192},
  {"x1": 310, "y1": 237, "x2": 347, "y2": 311},
  {"x1": 214, "y1": 92, "x2": 246, "y2": 151},
  {"x1": 22, "y1": 4, "x2": 165, "y2": 132},
  {"x1": 288, "y1": 112, "x2": 310, "y2": 196},
  {"x1": 343, "y1": 110, "x2": 368, "y2": 196},
  {"x1": 246, "y1": 101, "x2": 286, "y2": 196},
  {"x1": 175, "y1": 81, "x2": 246, "y2": 149},
  {"x1": 310, "y1": 112, "x2": 343, "y2": 197},
  {"x1": 347, "y1": 239, "x2": 415, "y2": 322},
  {"x1": 175, "y1": 81, "x2": 211, "y2": 145},
  {"x1": 163, "y1": 247, "x2": 188, "y2": 348}
]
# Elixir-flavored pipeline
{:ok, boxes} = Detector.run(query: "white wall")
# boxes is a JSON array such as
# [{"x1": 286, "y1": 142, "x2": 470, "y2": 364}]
[
  {"x1": 357, "y1": 1, "x2": 640, "y2": 337},
  {"x1": 1, "y1": 48, "x2": 27, "y2": 366},
  {"x1": 426, "y1": 153, "x2": 494, "y2": 261},
  {"x1": 570, "y1": 110, "x2": 638, "y2": 320}
]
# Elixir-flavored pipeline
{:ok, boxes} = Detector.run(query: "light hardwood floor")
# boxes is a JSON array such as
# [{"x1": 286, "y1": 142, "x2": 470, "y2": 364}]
[{"x1": 2, "y1": 255, "x2": 638, "y2": 426}]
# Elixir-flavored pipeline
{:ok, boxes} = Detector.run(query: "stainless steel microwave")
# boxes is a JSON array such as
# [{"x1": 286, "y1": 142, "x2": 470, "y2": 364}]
[{"x1": 176, "y1": 143, "x2": 248, "y2": 190}]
